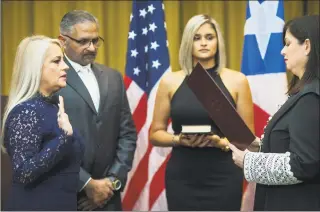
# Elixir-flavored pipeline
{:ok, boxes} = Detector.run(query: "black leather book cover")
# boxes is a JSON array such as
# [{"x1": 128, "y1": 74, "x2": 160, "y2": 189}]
[{"x1": 186, "y1": 62, "x2": 255, "y2": 150}]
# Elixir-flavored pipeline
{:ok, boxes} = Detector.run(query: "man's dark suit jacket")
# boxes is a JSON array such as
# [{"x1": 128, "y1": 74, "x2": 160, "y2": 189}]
[{"x1": 58, "y1": 58, "x2": 137, "y2": 210}]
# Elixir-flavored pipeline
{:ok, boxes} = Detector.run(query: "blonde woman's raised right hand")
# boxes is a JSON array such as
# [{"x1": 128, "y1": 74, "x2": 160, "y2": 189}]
[{"x1": 57, "y1": 95, "x2": 73, "y2": 136}]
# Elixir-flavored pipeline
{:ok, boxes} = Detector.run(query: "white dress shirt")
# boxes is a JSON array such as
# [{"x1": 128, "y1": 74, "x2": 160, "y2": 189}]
[{"x1": 65, "y1": 55, "x2": 100, "y2": 112}]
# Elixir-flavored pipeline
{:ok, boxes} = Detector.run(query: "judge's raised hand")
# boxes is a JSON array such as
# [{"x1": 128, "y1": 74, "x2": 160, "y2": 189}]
[
  {"x1": 228, "y1": 143, "x2": 250, "y2": 169},
  {"x1": 57, "y1": 95, "x2": 73, "y2": 136}
]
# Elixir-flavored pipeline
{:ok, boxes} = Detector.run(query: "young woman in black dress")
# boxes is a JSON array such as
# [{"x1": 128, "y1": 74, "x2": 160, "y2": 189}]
[{"x1": 150, "y1": 14, "x2": 254, "y2": 211}]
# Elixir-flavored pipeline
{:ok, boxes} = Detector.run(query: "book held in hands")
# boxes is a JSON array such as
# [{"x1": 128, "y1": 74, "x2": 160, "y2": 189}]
[{"x1": 181, "y1": 125, "x2": 212, "y2": 134}]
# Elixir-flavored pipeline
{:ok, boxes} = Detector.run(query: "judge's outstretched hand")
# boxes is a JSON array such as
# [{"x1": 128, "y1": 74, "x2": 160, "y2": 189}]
[{"x1": 228, "y1": 143, "x2": 250, "y2": 169}]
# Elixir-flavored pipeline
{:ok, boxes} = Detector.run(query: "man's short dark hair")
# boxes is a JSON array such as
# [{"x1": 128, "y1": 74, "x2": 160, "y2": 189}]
[{"x1": 60, "y1": 10, "x2": 99, "y2": 34}]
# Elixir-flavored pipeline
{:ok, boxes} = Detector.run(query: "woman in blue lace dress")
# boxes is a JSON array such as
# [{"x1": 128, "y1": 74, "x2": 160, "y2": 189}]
[{"x1": 1, "y1": 35, "x2": 84, "y2": 210}]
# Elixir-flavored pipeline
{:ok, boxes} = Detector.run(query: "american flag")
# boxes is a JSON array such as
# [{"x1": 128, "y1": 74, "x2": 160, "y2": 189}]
[
  {"x1": 240, "y1": 0, "x2": 287, "y2": 210},
  {"x1": 121, "y1": 0, "x2": 171, "y2": 210}
]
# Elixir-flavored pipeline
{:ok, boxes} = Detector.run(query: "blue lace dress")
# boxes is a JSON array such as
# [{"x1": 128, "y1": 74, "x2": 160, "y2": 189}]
[{"x1": 3, "y1": 94, "x2": 84, "y2": 211}]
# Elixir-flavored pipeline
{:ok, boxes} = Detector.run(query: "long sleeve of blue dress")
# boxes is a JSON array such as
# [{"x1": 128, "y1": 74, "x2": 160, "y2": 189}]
[{"x1": 4, "y1": 103, "x2": 74, "y2": 185}]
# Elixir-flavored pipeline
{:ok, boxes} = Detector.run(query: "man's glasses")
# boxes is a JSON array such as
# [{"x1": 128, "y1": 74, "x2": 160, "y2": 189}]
[{"x1": 62, "y1": 34, "x2": 104, "y2": 48}]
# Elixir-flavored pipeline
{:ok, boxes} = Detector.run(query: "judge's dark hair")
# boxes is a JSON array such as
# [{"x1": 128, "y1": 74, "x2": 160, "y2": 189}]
[{"x1": 283, "y1": 15, "x2": 319, "y2": 95}]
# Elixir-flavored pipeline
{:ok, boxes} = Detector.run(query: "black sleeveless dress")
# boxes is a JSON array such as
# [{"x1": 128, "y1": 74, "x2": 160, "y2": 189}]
[{"x1": 165, "y1": 66, "x2": 243, "y2": 211}]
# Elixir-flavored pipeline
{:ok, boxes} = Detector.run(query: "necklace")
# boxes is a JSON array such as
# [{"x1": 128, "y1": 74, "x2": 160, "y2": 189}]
[{"x1": 36, "y1": 92, "x2": 59, "y2": 106}]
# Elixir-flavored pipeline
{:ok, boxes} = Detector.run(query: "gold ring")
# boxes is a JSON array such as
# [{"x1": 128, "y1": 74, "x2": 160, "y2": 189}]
[{"x1": 224, "y1": 146, "x2": 230, "y2": 152}]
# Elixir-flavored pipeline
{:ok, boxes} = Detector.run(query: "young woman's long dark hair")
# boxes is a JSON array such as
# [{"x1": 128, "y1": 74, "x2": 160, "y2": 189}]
[{"x1": 283, "y1": 15, "x2": 319, "y2": 95}]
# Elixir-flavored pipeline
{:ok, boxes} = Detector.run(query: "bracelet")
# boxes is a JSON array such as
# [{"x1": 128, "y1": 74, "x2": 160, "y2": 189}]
[
  {"x1": 172, "y1": 134, "x2": 179, "y2": 147},
  {"x1": 258, "y1": 141, "x2": 262, "y2": 152},
  {"x1": 248, "y1": 138, "x2": 261, "y2": 152}
]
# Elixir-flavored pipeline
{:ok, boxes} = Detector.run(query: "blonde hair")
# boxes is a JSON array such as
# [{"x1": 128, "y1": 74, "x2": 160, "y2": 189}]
[
  {"x1": 179, "y1": 14, "x2": 226, "y2": 75},
  {"x1": 1, "y1": 35, "x2": 62, "y2": 152}
]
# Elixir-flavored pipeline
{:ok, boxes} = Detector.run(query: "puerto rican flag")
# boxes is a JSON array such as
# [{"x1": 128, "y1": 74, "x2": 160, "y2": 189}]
[
  {"x1": 121, "y1": 0, "x2": 172, "y2": 211},
  {"x1": 241, "y1": 0, "x2": 287, "y2": 210}
]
